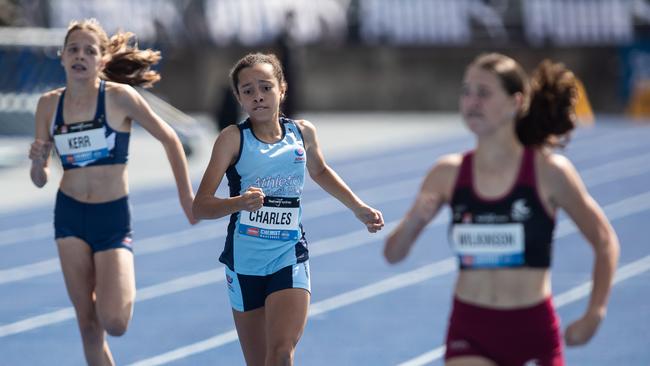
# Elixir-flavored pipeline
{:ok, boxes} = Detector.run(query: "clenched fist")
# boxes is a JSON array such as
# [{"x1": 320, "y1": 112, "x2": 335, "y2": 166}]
[
  {"x1": 29, "y1": 139, "x2": 53, "y2": 165},
  {"x1": 240, "y1": 187, "x2": 265, "y2": 212}
]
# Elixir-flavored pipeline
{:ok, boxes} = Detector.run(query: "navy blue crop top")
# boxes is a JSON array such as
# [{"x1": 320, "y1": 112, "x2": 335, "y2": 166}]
[{"x1": 51, "y1": 80, "x2": 130, "y2": 170}]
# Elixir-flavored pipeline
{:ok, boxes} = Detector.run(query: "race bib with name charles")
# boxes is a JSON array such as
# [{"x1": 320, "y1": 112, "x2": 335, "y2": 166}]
[{"x1": 239, "y1": 196, "x2": 301, "y2": 241}]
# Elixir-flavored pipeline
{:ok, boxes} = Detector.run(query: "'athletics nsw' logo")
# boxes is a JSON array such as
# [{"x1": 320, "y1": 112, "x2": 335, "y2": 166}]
[{"x1": 294, "y1": 147, "x2": 305, "y2": 163}]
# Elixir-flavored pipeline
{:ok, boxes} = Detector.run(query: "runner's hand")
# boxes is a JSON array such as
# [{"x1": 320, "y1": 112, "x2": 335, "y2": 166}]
[
  {"x1": 29, "y1": 139, "x2": 52, "y2": 165},
  {"x1": 241, "y1": 187, "x2": 265, "y2": 212},
  {"x1": 564, "y1": 309, "x2": 604, "y2": 346},
  {"x1": 354, "y1": 205, "x2": 384, "y2": 233}
]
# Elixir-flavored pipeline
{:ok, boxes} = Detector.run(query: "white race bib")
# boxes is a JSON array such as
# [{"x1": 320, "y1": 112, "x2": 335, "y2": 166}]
[
  {"x1": 54, "y1": 121, "x2": 109, "y2": 164},
  {"x1": 239, "y1": 196, "x2": 301, "y2": 241},
  {"x1": 451, "y1": 223, "x2": 525, "y2": 267}
]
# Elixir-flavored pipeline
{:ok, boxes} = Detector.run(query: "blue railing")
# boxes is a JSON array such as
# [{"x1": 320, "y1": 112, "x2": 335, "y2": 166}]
[{"x1": 0, "y1": 48, "x2": 64, "y2": 93}]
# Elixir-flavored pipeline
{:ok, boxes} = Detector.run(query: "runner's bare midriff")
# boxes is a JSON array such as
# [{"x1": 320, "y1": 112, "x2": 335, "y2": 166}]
[
  {"x1": 455, "y1": 268, "x2": 551, "y2": 308},
  {"x1": 59, "y1": 164, "x2": 128, "y2": 203}
]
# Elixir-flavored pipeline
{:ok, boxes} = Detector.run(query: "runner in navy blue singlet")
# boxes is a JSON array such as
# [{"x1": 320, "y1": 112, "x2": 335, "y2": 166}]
[
  {"x1": 193, "y1": 53, "x2": 384, "y2": 366},
  {"x1": 28, "y1": 19, "x2": 197, "y2": 365},
  {"x1": 384, "y1": 53, "x2": 620, "y2": 366}
]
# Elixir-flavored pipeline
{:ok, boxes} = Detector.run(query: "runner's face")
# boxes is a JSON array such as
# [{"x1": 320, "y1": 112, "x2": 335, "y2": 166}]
[
  {"x1": 61, "y1": 30, "x2": 104, "y2": 81},
  {"x1": 236, "y1": 63, "x2": 284, "y2": 120},
  {"x1": 460, "y1": 65, "x2": 519, "y2": 136}
]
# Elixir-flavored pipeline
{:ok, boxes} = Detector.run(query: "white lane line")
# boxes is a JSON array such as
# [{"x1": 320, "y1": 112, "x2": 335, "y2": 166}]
[
  {"x1": 0, "y1": 258, "x2": 59, "y2": 285},
  {"x1": 395, "y1": 254, "x2": 650, "y2": 366},
  {"x1": 0, "y1": 307, "x2": 77, "y2": 338},
  {"x1": 0, "y1": 268, "x2": 223, "y2": 337},
  {"x1": 0, "y1": 223, "x2": 228, "y2": 285},
  {"x1": 554, "y1": 254, "x2": 650, "y2": 308},
  {"x1": 554, "y1": 190, "x2": 650, "y2": 238},
  {"x1": 126, "y1": 258, "x2": 458, "y2": 366},
  {"x1": 580, "y1": 152, "x2": 650, "y2": 187},
  {"x1": 0, "y1": 178, "x2": 421, "y2": 284},
  {"x1": 136, "y1": 270, "x2": 224, "y2": 302},
  {"x1": 566, "y1": 127, "x2": 649, "y2": 162},
  {"x1": 396, "y1": 348, "x2": 446, "y2": 366},
  {"x1": 308, "y1": 258, "x2": 457, "y2": 317},
  {"x1": 124, "y1": 188, "x2": 650, "y2": 366},
  {"x1": 127, "y1": 330, "x2": 240, "y2": 366},
  {"x1": 0, "y1": 222, "x2": 52, "y2": 248}
]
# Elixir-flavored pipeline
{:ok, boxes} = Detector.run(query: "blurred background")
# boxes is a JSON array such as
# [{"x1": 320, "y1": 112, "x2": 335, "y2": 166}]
[
  {"x1": 2, "y1": 3, "x2": 650, "y2": 365},
  {"x1": 2, "y1": 0, "x2": 650, "y2": 133}
]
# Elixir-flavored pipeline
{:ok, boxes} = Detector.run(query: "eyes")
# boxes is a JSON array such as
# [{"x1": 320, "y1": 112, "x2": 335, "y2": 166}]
[
  {"x1": 461, "y1": 84, "x2": 493, "y2": 99},
  {"x1": 241, "y1": 84, "x2": 275, "y2": 95},
  {"x1": 65, "y1": 45, "x2": 99, "y2": 57}
]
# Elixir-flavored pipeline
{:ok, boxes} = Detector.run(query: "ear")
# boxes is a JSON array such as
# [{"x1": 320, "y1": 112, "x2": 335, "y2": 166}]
[
  {"x1": 512, "y1": 91, "x2": 524, "y2": 112},
  {"x1": 280, "y1": 82, "x2": 287, "y2": 102},
  {"x1": 234, "y1": 91, "x2": 243, "y2": 106},
  {"x1": 99, "y1": 54, "x2": 110, "y2": 70}
]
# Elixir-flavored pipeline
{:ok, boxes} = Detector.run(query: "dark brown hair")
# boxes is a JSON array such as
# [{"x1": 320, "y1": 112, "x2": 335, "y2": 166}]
[
  {"x1": 229, "y1": 52, "x2": 287, "y2": 100},
  {"x1": 470, "y1": 53, "x2": 577, "y2": 147},
  {"x1": 64, "y1": 19, "x2": 161, "y2": 88}
]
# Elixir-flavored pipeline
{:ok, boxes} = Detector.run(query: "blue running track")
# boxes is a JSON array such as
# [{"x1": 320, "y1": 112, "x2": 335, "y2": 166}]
[{"x1": 1, "y1": 116, "x2": 649, "y2": 365}]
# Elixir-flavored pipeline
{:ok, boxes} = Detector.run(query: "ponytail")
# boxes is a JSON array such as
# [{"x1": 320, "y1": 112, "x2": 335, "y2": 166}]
[
  {"x1": 102, "y1": 31, "x2": 161, "y2": 88},
  {"x1": 516, "y1": 60, "x2": 577, "y2": 147}
]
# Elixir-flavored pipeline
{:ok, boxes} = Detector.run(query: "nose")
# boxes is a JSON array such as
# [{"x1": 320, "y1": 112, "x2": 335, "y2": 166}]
[
  {"x1": 462, "y1": 94, "x2": 480, "y2": 109},
  {"x1": 253, "y1": 89, "x2": 264, "y2": 103}
]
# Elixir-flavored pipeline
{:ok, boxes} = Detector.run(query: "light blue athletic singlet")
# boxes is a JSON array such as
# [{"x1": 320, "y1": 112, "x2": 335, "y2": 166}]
[{"x1": 219, "y1": 117, "x2": 309, "y2": 275}]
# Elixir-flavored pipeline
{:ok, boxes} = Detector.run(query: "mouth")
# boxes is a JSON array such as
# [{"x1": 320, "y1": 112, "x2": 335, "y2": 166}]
[
  {"x1": 71, "y1": 64, "x2": 87, "y2": 71},
  {"x1": 253, "y1": 106, "x2": 268, "y2": 111},
  {"x1": 465, "y1": 111, "x2": 483, "y2": 119}
]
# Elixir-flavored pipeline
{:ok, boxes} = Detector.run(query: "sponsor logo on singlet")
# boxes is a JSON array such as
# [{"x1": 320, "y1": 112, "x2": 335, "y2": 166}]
[
  {"x1": 294, "y1": 147, "x2": 306, "y2": 163},
  {"x1": 511, "y1": 198, "x2": 532, "y2": 221}
]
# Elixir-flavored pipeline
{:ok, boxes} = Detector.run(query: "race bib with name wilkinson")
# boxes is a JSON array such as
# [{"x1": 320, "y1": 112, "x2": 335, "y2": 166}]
[
  {"x1": 239, "y1": 196, "x2": 300, "y2": 241},
  {"x1": 54, "y1": 120, "x2": 109, "y2": 164},
  {"x1": 451, "y1": 223, "x2": 525, "y2": 268}
]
